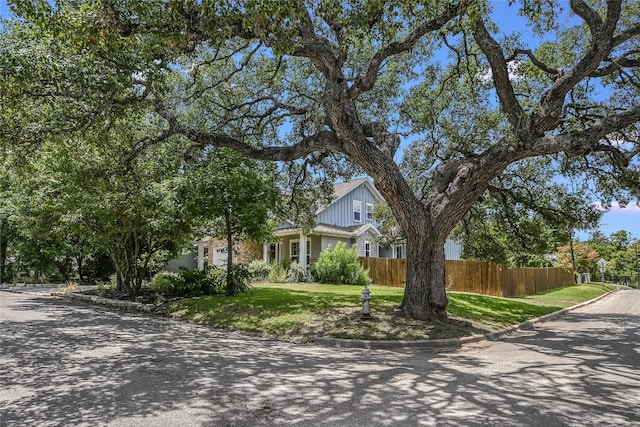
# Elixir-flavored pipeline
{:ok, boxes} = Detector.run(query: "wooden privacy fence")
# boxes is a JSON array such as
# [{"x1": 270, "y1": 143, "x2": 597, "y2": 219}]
[{"x1": 358, "y1": 257, "x2": 574, "y2": 297}]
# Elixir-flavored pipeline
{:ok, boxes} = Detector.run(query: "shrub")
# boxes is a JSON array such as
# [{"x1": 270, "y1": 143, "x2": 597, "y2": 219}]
[
  {"x1": 268, "y1": 261, "x2": 288, "y2": 283},
  {"x1": 286, "y1": 262, "x2": 307, "y2": 283},
  {"x1": 151, "y1": 267, "x2": 227, "y2": 297},
  {"x1": 312, "y1": 242, "x2": 371, "y2": 286},
  {"x1": 151, "y1": 271, "x2": 184, "y2": 296},
  {"x1": 96, "y1": 274, "x2": 118, "y2": 297},
  {"x1": 248, "y1": 260, "x2": 271, "y2": 281},
  {"x1": 181, "y1": 267, "x2": 226, "y2": 295},
  {"x1": 225, "y1": 264, "x2": 252, "y2": 295}
]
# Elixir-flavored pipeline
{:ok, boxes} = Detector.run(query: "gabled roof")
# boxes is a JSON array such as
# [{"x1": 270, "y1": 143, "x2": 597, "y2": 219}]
[
  {"x1": 333, "y1": 178, "x2": 369, "y2": 199},
  {"x1": 319, "y1": 177, "x2": 384, "y2": 214},
  {"x1": 353, "y1": 223, "x2": 382, "y2": 237}
]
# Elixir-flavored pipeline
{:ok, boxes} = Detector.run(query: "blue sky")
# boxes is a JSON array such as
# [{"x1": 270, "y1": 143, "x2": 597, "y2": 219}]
[{"x1": 1, "y1": 1, "x2": 638, "y2": 240}]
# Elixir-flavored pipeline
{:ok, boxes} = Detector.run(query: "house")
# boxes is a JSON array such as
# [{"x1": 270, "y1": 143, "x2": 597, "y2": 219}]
[
  {"x1": 194, "y1": 177, "x2": 462, "y2": 270},
  {"x1": 260, "y1": 178, "x2": 462, "y2": 271},
  {"x1": 193, "y1": 236, "x2": 262, "y2": 269}
]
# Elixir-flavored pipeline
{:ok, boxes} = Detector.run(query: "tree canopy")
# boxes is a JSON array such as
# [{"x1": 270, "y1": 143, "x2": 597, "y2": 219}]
[
  {"x1": 1, "y1": 0, "x2": 639, "y2": 320},
  {"x1": 181, "y1": 148, "x2": 283, "y2": 295}
]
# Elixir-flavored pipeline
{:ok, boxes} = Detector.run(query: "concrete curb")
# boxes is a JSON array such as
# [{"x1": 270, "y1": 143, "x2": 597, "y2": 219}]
[
  {"x1": 52, "y1": 291, "x2": 157, "y2": 313},
  {"x1": 313, "y1": 288, "x2": 619, "y2": 350},
  {"x1": 1, "y1": 283, "x2": 59, "y2": 290}
]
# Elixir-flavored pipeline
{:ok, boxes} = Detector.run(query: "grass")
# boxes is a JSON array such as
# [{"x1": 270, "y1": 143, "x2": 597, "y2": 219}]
[{"x1": 165, "y1": 282, "x2": 617, "y2": 343}]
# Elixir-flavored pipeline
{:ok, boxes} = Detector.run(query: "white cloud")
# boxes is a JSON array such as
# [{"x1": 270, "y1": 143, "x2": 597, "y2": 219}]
[
  {"x1": 592, "y1": 201, "x2": 640, "y2": 212},
  {"x1": 607, "y1": 202, "x2": 640, "y2": 213},
  {"x1": 593, "y1": 200, "x2": 640, "y2": 239}
]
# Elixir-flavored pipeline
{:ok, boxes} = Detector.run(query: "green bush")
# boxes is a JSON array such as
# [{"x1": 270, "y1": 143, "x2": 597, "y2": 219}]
[
  {"x1": 268, "y1": 261, "x2": 288, "y2": 283},
  {"x1": 225, "y1": 264, "x2": 252, "y2": 294},
  {"x1": 248, "y1": 260, "x2": 271, "y2": 281},
  {"x1": 182, "y1": 267, "x2": 226, "y2": 295},
  {"x1": 286, "y1": 262, "x2": 307, "y2": 283},
  {"x1": 96, "y1": 274, "x2": 118, "y2": 297},
  {"x1": 151, "y1": 267, "x2": 227, "y2": 297},
  {"x1": 151, "y1": 271, "x2": 184, "y2": 296},
  {"x1": 311, "y1": 242, "x2": 371, "y2": 286}
]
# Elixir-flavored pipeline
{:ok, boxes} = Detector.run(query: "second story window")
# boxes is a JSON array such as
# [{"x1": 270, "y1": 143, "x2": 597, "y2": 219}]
[
  {"x1": 353, "y1": 200, "x2": 362, "y2": 222},
  {"x1": 366, "y1": 203, "x2": 374, "y2": 221}
]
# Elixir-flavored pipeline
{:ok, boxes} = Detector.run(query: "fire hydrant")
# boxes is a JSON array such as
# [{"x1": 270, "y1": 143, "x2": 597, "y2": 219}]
[{"x1": 360, "y1": 285, "x2": 371, "y2": 319}]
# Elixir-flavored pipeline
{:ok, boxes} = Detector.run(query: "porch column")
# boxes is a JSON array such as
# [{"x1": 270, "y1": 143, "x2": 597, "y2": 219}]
[
  {"x1": 197, "y1": 241, "x2": 206, "y2": 271},
  {"x1": 263, "y1": 243, "x2": 269, "y2": 263},
  {"x1": 299, "y1": 232, "x2": 307, "y2": 271}
]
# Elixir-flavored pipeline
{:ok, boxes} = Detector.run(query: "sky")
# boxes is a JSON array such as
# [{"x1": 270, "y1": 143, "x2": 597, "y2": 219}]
[{"x1": 1, "y1": 1, "x2": 638, "y2": 240}]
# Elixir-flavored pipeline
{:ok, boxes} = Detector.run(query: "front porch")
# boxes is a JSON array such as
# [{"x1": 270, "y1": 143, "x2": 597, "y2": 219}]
[{"x1": 263, "y1": 224, "x2": 381, "y2": 270}]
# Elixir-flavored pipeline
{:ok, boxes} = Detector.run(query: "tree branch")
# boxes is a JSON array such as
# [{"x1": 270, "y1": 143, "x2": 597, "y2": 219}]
[
  {"x1": 487, "y1": 105, "x2": 640, "y2": 167},
  {"x1": 290, "y1": 7, "x2": 343, "y2": 77},
  {"x1": 531, "y1": 1, "x2": 621, "y2": 132},
  {"x1": 362, "y1": 123, "x2": 401, "y2": 158},
  {"x1": 472, "y1": 19, "x2": 525, "y2": 128},
  {"x1": 569, "y1": 0, "x2": 603, "y2": 34},
  {"x1": 612, "y1": 22, "x2": 640, "y2": 46},
  {"x1": 153, "y1": 98, "x2": 343, "y2": 161},
  {"x1": 507, "y1": 48, "x2": 561, "y2": 78},
  {"x1": 347, "y1": 0, "x2": 473, "y2": 100},
  {"x1": 430, "y1": 104, "x2": 640, "y2": 227},
  {"x1": 589, "y1": 50, "x2": 640, "y2": 77}
]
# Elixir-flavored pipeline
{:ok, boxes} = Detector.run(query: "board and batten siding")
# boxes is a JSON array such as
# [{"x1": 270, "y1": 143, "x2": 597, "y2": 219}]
[
  {"x1": 320, "y1": 236, "x2": 351, "y2": 253},
  {"x1": 317, "y1": 184, "x2": 379, "y2": 227},
  {"x1": 355, "y1": 230, "x2": 378, "y2": 257},
  {"x1": 444, "y1": 239, "x2": 463, "y2": 260},
  {"x1": 309, "y1": 235, "x2": 322, "y2": 262},
  {"x1": 375, "y1": 239, "x2": 462, "y2": 260}
]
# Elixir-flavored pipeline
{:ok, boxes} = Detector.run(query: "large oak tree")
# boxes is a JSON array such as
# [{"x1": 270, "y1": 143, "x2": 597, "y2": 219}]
[{"x1": 2, "y1": 0, "x2": 639, "y2": 320}]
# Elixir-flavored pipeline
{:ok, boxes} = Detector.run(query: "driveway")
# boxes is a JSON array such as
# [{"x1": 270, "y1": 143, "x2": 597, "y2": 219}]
[{"x1": 1, "y1": 288, "x2": 639, "y2": 426}]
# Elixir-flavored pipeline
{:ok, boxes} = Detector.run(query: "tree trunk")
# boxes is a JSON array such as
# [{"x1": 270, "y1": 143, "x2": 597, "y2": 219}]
[
  {"x1": 225, "y1": 209, "x2": 234, "y2": 296},
  {"x1": 400, "y1": 232, "x2": 449, "y2": 322},
  {"x1": 76, "y1": 255, "x2": 84, "y2": 283},
  {"x1": 0, "y1": 234, "x2": 7, "y2": 283},
  {"x1": 568, "y1": 230, "x2": 577, "y2": 283},
  {"x1": 116, "y1": 269, "x2": 123, "y2": 292}
]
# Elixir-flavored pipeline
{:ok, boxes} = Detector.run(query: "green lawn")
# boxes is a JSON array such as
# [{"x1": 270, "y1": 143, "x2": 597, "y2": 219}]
[{"x1": 166, "y1": 282, "x2": 616, "y2": 342}]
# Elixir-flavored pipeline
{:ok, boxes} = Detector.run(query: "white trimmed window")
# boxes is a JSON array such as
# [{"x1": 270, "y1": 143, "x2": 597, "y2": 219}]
[
  {"x1": 291, "y1": 241, "x2": 300, "y2": 263},
  {"x1": 353, "y1": 200, "x2": 362, "y2": 222},
  {"x1": 365, "y1": 241, "x2": 371, "y2": 257},
  {"x1": 290, "y1": 240, "x2": 311, "y2": 265},
  {"x1": 366, "y1": 203, "x2": 374, "y2": 221},
  {"x1": 395, "y1": 244, "x2": 403, "y2": 259}
]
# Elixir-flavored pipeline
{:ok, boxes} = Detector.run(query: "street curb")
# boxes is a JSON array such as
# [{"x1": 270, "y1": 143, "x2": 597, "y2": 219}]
[
  {"x1": 313, "y1": 288, "x2": 619, "y2": 350},
  {"x1": 1, "y1": 283, "x2": 59, "y2": 290},
  {"x1": 52, "y1": 291, "x2": 157, "y2": 313}
]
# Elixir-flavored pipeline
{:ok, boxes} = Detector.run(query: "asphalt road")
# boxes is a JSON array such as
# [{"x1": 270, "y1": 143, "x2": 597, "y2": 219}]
[{"x1": 1, "y1": 287, "x2": 639, "y2": 426}]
